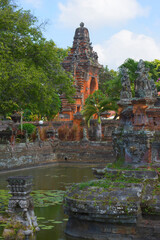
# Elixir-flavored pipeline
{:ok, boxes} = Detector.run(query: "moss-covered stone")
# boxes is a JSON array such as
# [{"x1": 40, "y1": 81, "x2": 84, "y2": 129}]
[{"x1": 64, "y1": 168, "x2": 160, "y2": 239}]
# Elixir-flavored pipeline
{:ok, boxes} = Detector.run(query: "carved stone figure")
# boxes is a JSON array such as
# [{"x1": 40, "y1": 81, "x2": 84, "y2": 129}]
[
  {"x1": 150, "y1": 78, "x2": 158, "y2": 97},
  {"x1": 135, "y1": 59, "x2": 152, "y2": 98},
  {"x1": 120, "y1": 67, "x2": 132, "y2": 101}
]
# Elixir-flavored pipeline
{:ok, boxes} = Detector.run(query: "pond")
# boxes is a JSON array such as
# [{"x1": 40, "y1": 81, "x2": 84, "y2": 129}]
[{"x1": 0, "y1": 163, "x2": 100, "y2": 240}]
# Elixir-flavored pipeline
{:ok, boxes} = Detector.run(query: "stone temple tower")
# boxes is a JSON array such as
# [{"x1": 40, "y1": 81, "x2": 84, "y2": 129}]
[{"x1": 60, "y1": 22, "x2": 102, "y2": 120}]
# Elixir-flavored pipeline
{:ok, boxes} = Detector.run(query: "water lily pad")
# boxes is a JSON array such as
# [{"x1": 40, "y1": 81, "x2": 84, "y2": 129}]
[
  {"x1": 63, "y1": 218, "x2": 68, "y2": 221},
  {"x1": 53, "y1": 221, "x2": 63, "y2": 224},
  {"x1": 41, "y1": 225, "x2": 54, "y2": 230},
  {"x1": 0, "y1": 224, "x2": 6, "y2": 227},
  {"x1": 0, "y1": 189, "x2": 65, "y2": 209},
  {"x1": 38, "y1": 225, "x2": 46, "y2": 227}
]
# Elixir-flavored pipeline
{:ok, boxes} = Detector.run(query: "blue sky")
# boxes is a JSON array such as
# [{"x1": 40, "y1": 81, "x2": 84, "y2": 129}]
[{"x1": 19, "y1": 0, "x2": 160, "y2": 70}]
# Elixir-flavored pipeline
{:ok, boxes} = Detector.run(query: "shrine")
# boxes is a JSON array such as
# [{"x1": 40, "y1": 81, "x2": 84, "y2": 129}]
[
  {"x1": 114, "y1": 59, "x2": 160, "y2": 166},
  {"x1": 64, "y1": 59, "x2": 160, "y2": 240},
  {"x1": 60, "y1": 22, "x2": 102, "y2": 120}
]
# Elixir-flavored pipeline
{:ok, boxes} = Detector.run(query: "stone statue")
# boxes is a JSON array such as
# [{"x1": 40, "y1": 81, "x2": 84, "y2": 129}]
[
  {"x1": 150, "y1": 78, "x2": 158, "y2": 97},
  {"x1": 135, "y1": 59, "x2": 152, "y2": 98},
  {"x1": 120, "y1": 67, "x2": 132, "y2": 101},
  {"x1": 82, "y1": 127, "x2": 88, "y2": 142}
]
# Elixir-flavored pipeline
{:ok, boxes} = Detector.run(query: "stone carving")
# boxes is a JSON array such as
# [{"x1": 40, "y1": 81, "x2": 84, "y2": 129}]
[
  {"x1": 80, "y1": 22, "x2": 84, "y2": 28},
  {"x1": 135, "y1": 59, "x2": 152, "y2": 98},
  {"x1": 120, "y1": 67, "x2": 132, "y2": 101},
  {"x1": 114, "y1": 58, "x2": 160, "y2": 165},
  {"x1": 150, "y1": 78, "x2": 158, "y2": 97},
  {"x1": 81, "y1": 127, "x2": 89, "y2": 142},
  {"x1": 7, "y1": 176, "x2": 39, "y2": 235}
]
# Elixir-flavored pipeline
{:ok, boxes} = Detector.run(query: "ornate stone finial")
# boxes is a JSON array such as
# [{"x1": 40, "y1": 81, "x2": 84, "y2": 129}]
[{"x1": 80, "y1": 22, "x2": 84, "y2": 28}]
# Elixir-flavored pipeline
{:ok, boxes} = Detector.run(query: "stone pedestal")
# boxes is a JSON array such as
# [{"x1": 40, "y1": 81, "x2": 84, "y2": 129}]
[
  {"x1": 64, "y1": 169, "x2": 160, "y2": 240},
  {"x1": 6, "y1": 176, "x2": 38, "y2": 232}
]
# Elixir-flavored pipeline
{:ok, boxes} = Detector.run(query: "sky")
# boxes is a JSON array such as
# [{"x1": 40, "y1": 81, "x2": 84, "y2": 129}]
[{"x1": 18, "y1": 0, "x2": 160, "y2": 70}]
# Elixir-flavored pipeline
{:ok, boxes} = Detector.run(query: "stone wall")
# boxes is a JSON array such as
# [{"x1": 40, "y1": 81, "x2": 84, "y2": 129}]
[
  {"x1": 88, "y1": 119, "x2": 119, "y2": 141},
  {"x1": 0, "y1": 119, "x2": 118, "y2": 171},
  {"x1": 0, "y1": 140, "x2": 115, "y2": 171},
  {"x1": 55, "y1": 141, "x2": 114, "y2": 163},
  {"x1": 0, "y1": 141, "x2": 57, "y2": 170}
]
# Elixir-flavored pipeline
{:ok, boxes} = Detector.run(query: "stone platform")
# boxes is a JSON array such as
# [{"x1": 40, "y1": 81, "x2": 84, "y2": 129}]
[{"x1": 64, "y1": 168, "x2": 160, "y2": 240}]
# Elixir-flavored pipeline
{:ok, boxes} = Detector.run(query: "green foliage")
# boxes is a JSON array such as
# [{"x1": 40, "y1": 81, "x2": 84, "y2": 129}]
[
  {"x1": 99, "y1": 66, "x2": 121, "y2": 108},
  {"x1": 145, "y1": 59, "x2": 160, "y2": 91},
  {"x1": 55, "y1": 47, "x2": 70, "y2": 62},
  {"x1": 109, "y1": 157, "x2": 125, "y2": 169},
  {"x1": 0, "y1": 0, "x2": 75, "y2": 118},
  {"x1": 0, "y1": 189, "x2": 11, "y2": 214},
  {"x1": 23, "y1": 109, "x2": 32, "y2": 121},
  {"x1": 99, "y1": 65, "x2": 116, "y2": 93},
  {"x1": 18, "y1": 123, "x2": 36, "y2": 136},
  {"x1": 77, "y1": 171, "x2": 142, "y2": 191},
  {"x1": 82, "y1": 90, "x2": 117, "y2": 126},
  {"x1": 78, "y1": 180, "x2": 110, "y2": 190}
]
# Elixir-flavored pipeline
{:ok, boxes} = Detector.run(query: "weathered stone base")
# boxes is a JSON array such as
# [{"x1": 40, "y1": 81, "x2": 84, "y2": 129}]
[
  {"x1": 65, "y1": 217, "x2": 160, "y2": 240},
  {"x1": 64, "y1": 169, "x2": 160, "y2": 240}
]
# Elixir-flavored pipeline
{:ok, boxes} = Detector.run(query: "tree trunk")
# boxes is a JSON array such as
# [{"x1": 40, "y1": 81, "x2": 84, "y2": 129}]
[{"x1": 96, "y1": 122, "x2": 102, "y2": 141}]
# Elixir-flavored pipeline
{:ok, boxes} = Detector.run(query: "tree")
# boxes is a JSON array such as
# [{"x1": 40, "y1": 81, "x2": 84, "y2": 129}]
[
  {"x1": 0, "y1": 0, "x2": 75, "y2": 119},
  {"x1": 99, "y1": 66, "x2": 114, "y2": 93},
  {"x1": 98, "y1": 65, "x2": 121, "y2": 110},
  {"x1": 145, "y1": 59, "x2": 160, "y2": 91},
  {"x1": 82, "y1": 90, "x2": 117, "y2": 140}
]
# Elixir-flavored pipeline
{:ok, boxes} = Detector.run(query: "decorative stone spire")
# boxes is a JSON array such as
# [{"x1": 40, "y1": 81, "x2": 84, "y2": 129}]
[
  {"x1": 73, "y1": 22, "x2": 90, "y2": 44},
  {"x1": 80, "y1": 22, "x2": 84, "y2": 27}
]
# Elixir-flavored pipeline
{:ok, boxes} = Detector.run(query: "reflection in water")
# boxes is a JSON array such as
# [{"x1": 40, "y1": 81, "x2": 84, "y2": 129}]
[{"x1": 0, "y1": 164, "x2": 97, "y2": 240}]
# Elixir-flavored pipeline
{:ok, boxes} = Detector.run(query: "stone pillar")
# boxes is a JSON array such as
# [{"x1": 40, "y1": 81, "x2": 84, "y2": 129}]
[{"x1": 7, "y1": 176, "x2": 39, "y2": 232}]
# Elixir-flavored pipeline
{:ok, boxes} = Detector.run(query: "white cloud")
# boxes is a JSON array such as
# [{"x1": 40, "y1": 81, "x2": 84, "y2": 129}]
[
  {"x1": 23, "y1": 0, "x2": 42, "y2": 8},
  {"x1": 58, "y1": 0, "x2": 149, "y2": 28},
  {"x1": 93, "y1": 30, "x2": 160, "y2": 70}
]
